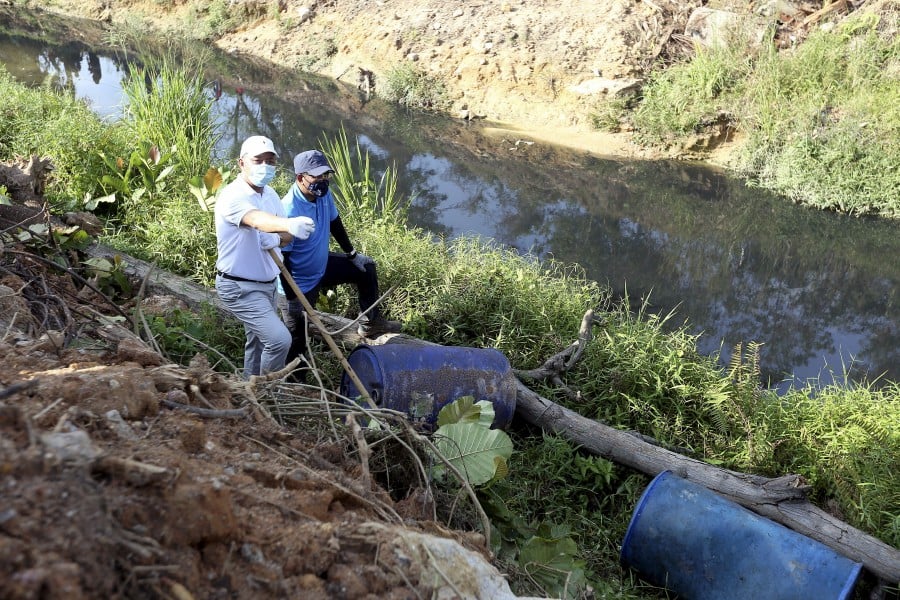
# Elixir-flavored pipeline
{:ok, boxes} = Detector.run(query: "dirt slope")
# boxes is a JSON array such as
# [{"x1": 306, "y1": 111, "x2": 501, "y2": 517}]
[
  {"x1": 27, "y1": 0, "x2": 877, "y2": 160},
  {"x1": 222, "y1": 0, "x2": 702, "y2": 157},
  {"x1": 32, "y1": 0, "x2": 710, "y2": 158},
  {"x1": 0, "y1": 240, "x2": 527, "y2": 599}
]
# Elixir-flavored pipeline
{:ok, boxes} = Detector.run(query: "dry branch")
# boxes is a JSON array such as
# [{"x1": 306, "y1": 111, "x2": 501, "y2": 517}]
[
  {"x1": 512, "y1": 334, "x2": 900, "y2": 584},
  {"x1": 160, "y1": 397, "x2": 249, "y2": 419},
  {"x1": 92, "y1": 455, "x2": 173, "y2": 486}
]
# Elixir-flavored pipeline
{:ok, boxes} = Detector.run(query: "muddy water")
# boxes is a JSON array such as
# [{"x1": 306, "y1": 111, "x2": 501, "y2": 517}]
[{"x1": 2, "y1": 9, "x2": 898, "y2": 392}]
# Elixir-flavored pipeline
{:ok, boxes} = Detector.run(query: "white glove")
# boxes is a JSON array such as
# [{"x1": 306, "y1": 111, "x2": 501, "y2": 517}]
[
  {"x1": 349, "y1": 251, "x2": 374, "y2": 272},
  {"x1": 287, "y1": 216, "x2": 315, "y2": 241},
  {"x1": 259, "y1": 232, "x2": 281, "y2": 250}
]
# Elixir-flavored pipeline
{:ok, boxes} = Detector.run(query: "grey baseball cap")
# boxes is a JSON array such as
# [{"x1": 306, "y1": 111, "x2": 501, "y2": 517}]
[{"x1": 293, "y1": 150, "x2": 333, "y2": 175}]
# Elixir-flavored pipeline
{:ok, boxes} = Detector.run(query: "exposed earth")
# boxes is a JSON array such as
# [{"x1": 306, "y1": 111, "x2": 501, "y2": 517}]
[
  {"x1": 0, "y1": 225, "x2": 529, "y2": 599},
  {"x1": 20, "y1": 0, "x2": 875, "y2": 161},
  {"x1": 2, "y1": 1, "x2": 882, "y2": 598},
  {"x1": 25, "y1": 0, "x2": 848, "y2": 162}
]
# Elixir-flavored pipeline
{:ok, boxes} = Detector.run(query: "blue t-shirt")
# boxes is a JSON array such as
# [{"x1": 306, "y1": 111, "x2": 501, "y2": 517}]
[{"x1": 281, "y1": 183, "x2": 338, "y2": 293}]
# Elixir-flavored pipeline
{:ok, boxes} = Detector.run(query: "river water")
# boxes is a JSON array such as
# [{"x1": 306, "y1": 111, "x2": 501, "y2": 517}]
[{"x1": 2, "y1": 9, "x2": 898, "y2": 392}]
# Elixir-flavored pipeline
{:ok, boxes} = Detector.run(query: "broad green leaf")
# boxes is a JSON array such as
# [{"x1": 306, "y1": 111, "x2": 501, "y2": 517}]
[
  {"x1": 493, "y1": 455, "x2": 509, "y2": 479},
  {"x1": 156, "y1": 164, "x2": 175, "y2": 183},
  {"x1": 520, "y1": 533, "x2": 587, "y2": 600},
  {"x1": 57, "y1": 228, "x2": 92, "y2": 250},
  {"x1": 432, "y1": 422, "x2": 513, "y2": 485},
  {"x1": 436, "y1": 397, "x2": 497, "y2": 428},
  {"x1": 476, "y1": 400, "x2": 496, "y2": 427},
  {"x1": 99, "y1": 174, "x2": 126, "y2": 194},
  {"x1": 84, "y1": 257, "x2": 114, "y2": 276},
  {"x1": 436, "y1": 396, "x2": 478, "y2": 426}
]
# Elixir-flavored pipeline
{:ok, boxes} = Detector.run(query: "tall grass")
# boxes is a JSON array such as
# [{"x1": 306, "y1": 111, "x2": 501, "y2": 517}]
[
  {"x1": 323, "y1": 126, "x2": 406, "y2": 224},
  {"x1": 630, "y1": 8, "x2": 900, "y2": 217},
  {"x1": 121, "y1": 52, "x2": 219, "y2": 182},
  {"x1": 633, "y1": 40, "x2": 751, "y2": 142},
  {"x1": 379, "y1": 63, "x2": 451, "y2": 111},
  {"x1": 732, "y1": 13, "x2": 900, "y2": 216},
  {"x1": 747, "y1": 381, "x2": 900, "y2": 546},
  {"x1": 0, "y1": 66, "x2": 128, "y2": 210},
  {"x1": 100, "y1": 53, "x2": 221, "y2": 281}
]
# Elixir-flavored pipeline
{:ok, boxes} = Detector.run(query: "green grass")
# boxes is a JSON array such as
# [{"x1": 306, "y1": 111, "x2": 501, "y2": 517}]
[
  {"x1": 628, "y1": 8, "x2": 900, "y2": 218},
  {"x1": 633, "y1": 39, "x2": 750, "y2": 141},
  {"x1": 97, "y1": 51, "x2": 223, "y2": 284},
  {"x1": 323, "y1": 126, "x2": 406, "y2": 224},
  {"x1": 749, "y1": 381, "x2": 900, "y2": 545},
  {"x1": 0, "y1": 66, "x2": 129, "y2": 211},
  {"x1": 120, "y1": 52, "x2": 220, "y2": 182},
  {"x1": 379, "y1": 63, "x2": 451, "y2": 111},
  {"x1": 732, "y1": 15, "x2": 900, "y2": 216}
]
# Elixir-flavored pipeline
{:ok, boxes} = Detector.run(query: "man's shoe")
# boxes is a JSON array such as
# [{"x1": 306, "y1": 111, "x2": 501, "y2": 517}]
[{"x1": 358, "y1": 318, "x2": 402, "y2": 338}]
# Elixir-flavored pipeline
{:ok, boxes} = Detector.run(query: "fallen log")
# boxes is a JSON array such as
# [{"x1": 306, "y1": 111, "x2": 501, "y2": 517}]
[
  {"x1": 83, "y1": 243, "x2": 900, "y2": 583},
  {"x1": 514, "y1": 383, "x2": 900, "y2": 583},
  {"x1": 511, "y1": 310, "x2": 900, "y2": 583}
]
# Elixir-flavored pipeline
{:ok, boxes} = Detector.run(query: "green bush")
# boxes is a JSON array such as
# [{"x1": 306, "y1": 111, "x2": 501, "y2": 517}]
[
  {"x1": 121, "y1": 53, "x2": 219, "y2": 182},
  {"x1": 379, "y1": 63, "x2": 451, "y2": 111},
  {"x1": 0, "y1": 67, "x2": 129, "y2": 210},
  {"x1": 731, "y1": 14, "x2": 900, "y2": 216},
  {"x1": 631, "y1": 9, "x2": 900, "y2": 217},
  {"x1": 633, "y1": 40, "x2": 750, "y2": 142},
  {"x1": 748, "y1": 381, "x2": 900, "y2": 548}
]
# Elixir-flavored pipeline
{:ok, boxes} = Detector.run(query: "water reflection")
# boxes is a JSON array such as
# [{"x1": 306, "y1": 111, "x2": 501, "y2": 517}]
[
  {"x1": 2, "y1": 8, "x2": 898, "y2": 392},
  {"x1": 0, "y1": 31, "x2": 127, "y2": 117}
]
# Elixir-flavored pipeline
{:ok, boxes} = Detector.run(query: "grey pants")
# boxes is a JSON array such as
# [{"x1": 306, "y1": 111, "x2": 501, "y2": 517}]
[{"x1": 216, "y1": 276, "x2": 291, "y2": 379}]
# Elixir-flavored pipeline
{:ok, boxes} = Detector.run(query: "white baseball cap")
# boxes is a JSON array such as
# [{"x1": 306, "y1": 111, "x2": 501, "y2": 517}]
[{"x1": 240, "y1": 135, "x2": 278, "y2": 158}]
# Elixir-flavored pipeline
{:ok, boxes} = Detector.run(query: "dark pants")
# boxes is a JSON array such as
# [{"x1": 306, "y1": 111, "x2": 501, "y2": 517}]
[{"x1": 281, "y1": 252, "x2": 382, "y2": 373}]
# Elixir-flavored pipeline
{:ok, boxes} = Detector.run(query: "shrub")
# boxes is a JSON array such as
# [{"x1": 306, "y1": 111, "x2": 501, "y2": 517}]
[
  {"x1": 0, "y1": 67, "x2": 129, "y2": 210},
  {"x1": 379, "y1": 64, "x2": 451, "y2": 111}
]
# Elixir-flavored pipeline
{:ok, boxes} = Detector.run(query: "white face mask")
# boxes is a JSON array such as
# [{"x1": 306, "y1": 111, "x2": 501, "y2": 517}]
[{"x1": 247, "y1": 163, "x2": 276, "y2": 187}]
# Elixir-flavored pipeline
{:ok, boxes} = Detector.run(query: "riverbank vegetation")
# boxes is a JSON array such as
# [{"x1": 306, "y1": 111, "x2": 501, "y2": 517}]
[
  {"x1": 607, "y1": 8, "x2": 900, "y2": 218},
  {"x1": 1, "y1": 62, "x2": 898, "y2": 598}
]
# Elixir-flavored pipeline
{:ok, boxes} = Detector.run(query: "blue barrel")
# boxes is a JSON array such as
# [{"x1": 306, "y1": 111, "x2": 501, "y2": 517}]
[
  {"x1": 339, "y1": 343, "x2": 517, "y2": 429},
  {"x1": 620, "y1": 471, "x2": 863, "y2": 600}
]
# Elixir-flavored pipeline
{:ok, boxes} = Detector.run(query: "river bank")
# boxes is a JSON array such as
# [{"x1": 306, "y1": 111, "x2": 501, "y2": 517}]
[
  {"x1": 20, "y1": 0, "x2": 900, "y2": 219},
  {"x1": 24, "y1": 0, "x2": 725, "y2": 162}
]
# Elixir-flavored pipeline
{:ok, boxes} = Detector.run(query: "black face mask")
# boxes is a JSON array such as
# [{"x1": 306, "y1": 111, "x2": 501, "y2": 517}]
[{"x1": 308, "y1": 179, "x2": 329, "y2": 198}]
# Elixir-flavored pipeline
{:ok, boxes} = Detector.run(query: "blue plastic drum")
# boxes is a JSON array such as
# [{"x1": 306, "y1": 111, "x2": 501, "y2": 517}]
[
  {"x1": 620, "y1": 471, "x2": 863, "y2": 600},
  {"x1": 339, "y1": 343, "x2": 517, "y2": 429}
]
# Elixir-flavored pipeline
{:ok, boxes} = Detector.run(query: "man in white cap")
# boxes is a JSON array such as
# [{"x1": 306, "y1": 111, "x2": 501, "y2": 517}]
[
  {"x1": 280, "y1": 149, "x2": 401, "y2": 381},
  {"x1": 214, "y1": 135, "x2": 317, "y2": 379}
]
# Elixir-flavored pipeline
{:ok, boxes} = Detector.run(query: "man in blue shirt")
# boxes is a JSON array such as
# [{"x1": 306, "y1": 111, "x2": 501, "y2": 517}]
[{"x1": 281, "y1": 150, "x2": 400, "y2": 379}]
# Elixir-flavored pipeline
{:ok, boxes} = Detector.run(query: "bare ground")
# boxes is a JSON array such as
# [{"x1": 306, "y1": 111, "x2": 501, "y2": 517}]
[
  {"x1": 0, "y1": 239, "x2": 521, "y2": 599},
  {"x1": 30, "y1": 0, "x2": 719, "y2": 160}
]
